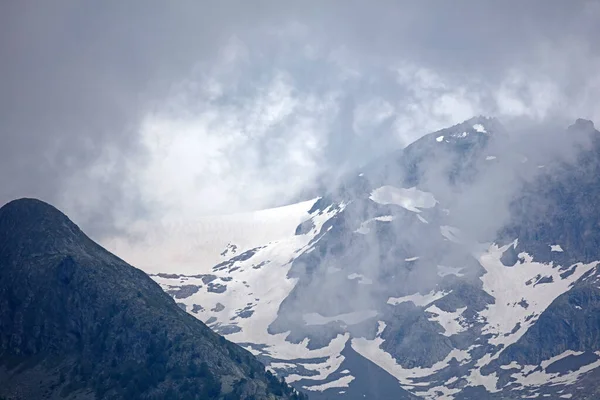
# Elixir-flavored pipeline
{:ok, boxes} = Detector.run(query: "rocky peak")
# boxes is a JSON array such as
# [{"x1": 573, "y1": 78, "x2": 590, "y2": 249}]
[
  {"x1": 0, "y1": 198, "x2": 86, "y2": 255},
  {"x1": 568, "y1": 118, "x2": 596, "y2": 134},
  {"x1": 0, "y1": 198, "x2": 306, "y2": 399}
]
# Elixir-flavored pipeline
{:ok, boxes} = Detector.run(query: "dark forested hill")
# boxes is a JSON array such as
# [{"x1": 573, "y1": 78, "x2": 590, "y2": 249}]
[{"x1": 0, "y1": 198, "x2": 306, "y2": 400}]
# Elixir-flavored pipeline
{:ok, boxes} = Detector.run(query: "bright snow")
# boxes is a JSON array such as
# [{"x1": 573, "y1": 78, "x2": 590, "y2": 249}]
[
  {"x1": 473, "y1": 124, "x2": 487, "y2": 133},
  {"x1": 370, "y1": 185, "x2": 437, "y2": 213},
  {"x1": 388, "y1": 290, "x2": 451, "y2": 307},
  {"x1": 105, "y1": 198, "x2": 316, "y2": 274}
]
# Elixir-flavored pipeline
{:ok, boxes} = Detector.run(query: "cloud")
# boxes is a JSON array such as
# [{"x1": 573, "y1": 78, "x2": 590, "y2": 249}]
[
  {"x1": 352, "y1": 98, "x2": 395, "y2": 137},
  {"x1": 130, "y1": 45, "x2": 340, "y2": 220},
  {"x1": 1, "y1": 1, "x2": 600, "y2": 239}
]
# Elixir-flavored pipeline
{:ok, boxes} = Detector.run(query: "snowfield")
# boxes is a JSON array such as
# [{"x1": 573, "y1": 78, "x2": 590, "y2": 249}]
[
  {"x1": 104, "y1": 198, "x2": 317, "y2": 274},
  {"x1": 370, "y1": 185, "x2": 437, "y2": 212},
  {"x1": 388, "y1": 290, "x2": 451, "y2": 307},
  {"x1": 109, "y1": 191, "x2": 600, "y2": 398},
  {"x1": 137, "y1": 199, "x2": 361, "y2": 390},
  {"x1": 477, "y1": 244, "x2": 598, "y2": 349}
]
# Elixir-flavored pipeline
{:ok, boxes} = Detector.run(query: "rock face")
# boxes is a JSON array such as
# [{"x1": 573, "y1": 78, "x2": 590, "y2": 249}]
[{"x1": 0, "y1": 199, "x2": 306, "y2": 400}]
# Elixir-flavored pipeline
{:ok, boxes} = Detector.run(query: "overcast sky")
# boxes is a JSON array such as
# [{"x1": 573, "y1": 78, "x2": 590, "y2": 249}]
[{"x1": 2, "y1": 1, "x2": 600, "y2": 240}]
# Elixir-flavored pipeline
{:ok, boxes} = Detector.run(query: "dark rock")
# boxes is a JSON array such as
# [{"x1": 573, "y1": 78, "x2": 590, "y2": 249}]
[
  {"x1": 207, "y1": 282, "x2": 227, "y2": 293},
  {"x1": 499, "y1": 285, "x2": 600, "y2": 367},
  {"x1": 517, "y1": 299, "x2": 529, "y2": 309},
  {"x1": 220, "y1": 242, "x2": 238, "y2": 257},
  {"x1": 166, "y1": 284, "x2": 201, "y2": 299},
  {"x1": 546, "y1": 352, "x2": 599, "y2": 374},
  {"x1": 533, "y1": 275, "x2": 554, "y2": 286},
  {"x1": 500, "y1": 245, "x2": 519, "y2": 267},
  {"x1": 295, "y1": 219, "x2": 315, "y2": 235},
  {"x1": 213, "y1": 247, "x2": 263, "y2": 272},
  {"x1": 252, "y1": 261, "x2": 269, "y2": 270},
  {"x1": 155, "y1": 272, "x2": 181, "y2": 279},
  {"x1": 214, "y1": 324, "x2": 243, "y2": 335},
  {"x1": 201, "y1": 274, "x2": 218, "y2": 284},
  {"x1": 191, "y1": 304, "x2": 204, "y2": 314},
  {"x1": 238, "y1": 310, "x2": 255, "y2": 319}
]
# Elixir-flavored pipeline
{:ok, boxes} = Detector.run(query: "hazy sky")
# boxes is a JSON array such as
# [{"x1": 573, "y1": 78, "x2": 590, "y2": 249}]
[{"x1": 2, "y1": 1, "x2": 600, "y2": 240}]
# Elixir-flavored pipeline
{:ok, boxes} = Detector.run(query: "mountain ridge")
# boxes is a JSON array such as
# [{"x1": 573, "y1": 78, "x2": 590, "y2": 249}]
[
  {"x1": 141, "y1": 116, "x2": 600, "y2": 399},
  {"x1": 0, "y1": 198, "x2": 306, "y2": 400}
]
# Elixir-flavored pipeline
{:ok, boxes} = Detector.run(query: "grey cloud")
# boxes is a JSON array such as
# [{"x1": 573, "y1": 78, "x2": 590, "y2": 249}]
[{"x1": 1, "y1": 1, "x2": 599, "y2": 239}]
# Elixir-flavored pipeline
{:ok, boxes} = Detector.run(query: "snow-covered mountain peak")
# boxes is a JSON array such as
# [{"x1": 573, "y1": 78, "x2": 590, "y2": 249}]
[
  {"x1": 124, "y1": 117, "x2": 600, "y2": 399},
  {"x1": 432, "y1": 116, "x2": 496, "y2": 143}
]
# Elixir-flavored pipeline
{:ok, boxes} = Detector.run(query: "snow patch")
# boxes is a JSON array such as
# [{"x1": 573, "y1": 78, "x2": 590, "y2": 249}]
[
  {"x1": 510, "y1": 351, "x2": 600, "y2": 389},
  {"x1": 285, "y1": 340, "x2": 349, "y2": 383},
  {"x1": 436, "y1": 135, "x2": 444, "y2": 142},
  {"x1": 269, "y1": 362, "x2": 297, "y2": 370},
  {"x1": 376, "y1": 321, "x2": 387, "y2": 337},
  {"x1": 303, "y1": 310, "x2": 378, "y2": 326},
  {"x1": 425, "y1": 305, "x2": 468, "y2": 336},
  {"x1": 446, "y1": 377, "x2": 458, "y2": 385},
  {"x1": 150, "y1": 200, "x2": 352, "y2": 385},
  {"x1": 473, "y1": 123, "x2": 487, "y2": 133},
  {"x1": 347, "y1": 273, "x2": 373, "y2": 285},
  {"x1": 499, "y1": 361, "x2": 522, "y2": 370},
  {"x1": 304, "y1": 375, "x2": 355, "y2": 391},
  {"x1": 370, "y1": 185, "x2": 437, "y2": 213},
  {"x1": 466, "y1": 368, "x2": 499, "y2": 393},
  {"x1": 550, "y1": 244, "x2": 564, "y2": 252},
  {"x1": 440, "y1": 225, "x2": 463, "y2": 243},
  {"x1": 388, "y1": 290, "x2": 451, "y2": 307},
  {"x1": 355, "y1": 215, "x2": 394, "y2": 234}
]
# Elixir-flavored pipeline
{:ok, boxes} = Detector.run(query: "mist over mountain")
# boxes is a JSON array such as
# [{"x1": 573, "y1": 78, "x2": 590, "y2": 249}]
[
  {"x1": 2, "y1": 116, "x2": 600, "y2": 399},
  {"x1": 130, "y1": 117, "x2": 600, "y2": 399},
  {"x1": 3, "y1": 3, "x2": 600, "y2": 399}
]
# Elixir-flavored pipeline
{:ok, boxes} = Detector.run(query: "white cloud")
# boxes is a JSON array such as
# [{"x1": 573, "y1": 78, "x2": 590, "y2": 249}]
[
  {"x1": 89, "y1": 30, "x2": 600, "y2": 230},
  {"x1": 389, "y1": 65, "x2": 485, "y2": 143},
  {"x1": 493, "y1": 70, "x2": 561, "y2": 120},
  {"x1": 130, "y1": 46, "x2": 340, "y2": 220},
  {"x1": 352, "y1": 97, "x2": 395, "y2": 136}
]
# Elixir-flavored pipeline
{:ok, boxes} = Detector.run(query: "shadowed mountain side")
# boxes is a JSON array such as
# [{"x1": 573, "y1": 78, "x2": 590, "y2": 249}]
[{"x1": 0, "y1": 198, "x2": 306, "y2": 400}]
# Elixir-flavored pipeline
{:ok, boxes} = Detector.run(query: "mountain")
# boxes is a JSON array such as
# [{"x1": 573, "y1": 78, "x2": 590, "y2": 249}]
[
  {"x1": 111, "y1": 117, "x2": 600, "y2": 399},
  {"x1": 0, "y1": 198, "x2": 306, "y2": 400}
]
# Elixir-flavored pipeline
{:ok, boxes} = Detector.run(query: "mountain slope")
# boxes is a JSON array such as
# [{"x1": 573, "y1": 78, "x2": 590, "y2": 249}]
[
  {"x1": 0, "y1": 198, "x2": 306, "y2": 400},
  {"x1": 121, "y1": 117, "x2": 600, "y2": 399}
]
